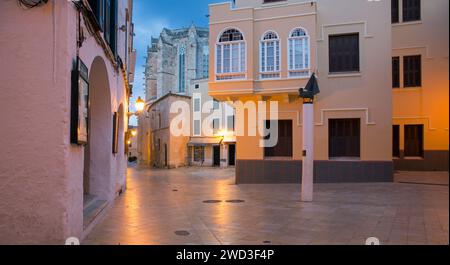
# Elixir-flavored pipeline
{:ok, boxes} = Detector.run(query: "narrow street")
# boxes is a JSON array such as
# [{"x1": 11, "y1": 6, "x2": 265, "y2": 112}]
[{"x1": 83, "y1": 166, "x2": 449, "y2": 245}]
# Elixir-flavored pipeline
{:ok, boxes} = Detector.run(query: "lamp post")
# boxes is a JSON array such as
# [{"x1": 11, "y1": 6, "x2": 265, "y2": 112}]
[{"x1": 299, "y1": 74, "x2": 320, "y2": 202}]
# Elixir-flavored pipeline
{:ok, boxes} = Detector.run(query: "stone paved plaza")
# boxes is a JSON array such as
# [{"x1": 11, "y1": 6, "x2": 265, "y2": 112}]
[{"x1": 83, "y1": 166, "x2": 449, "y2": 245}]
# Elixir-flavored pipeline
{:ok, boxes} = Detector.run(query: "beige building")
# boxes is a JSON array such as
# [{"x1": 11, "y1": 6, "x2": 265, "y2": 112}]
[
  {"x1": 138, "y1": 93, "x2": 191, "y2": 168},
  {"x1": 209, "y1": 0, "x2": 394, "y2": 183},
  {"x1": 188, "y1": 79, "x2": 236, "y2": 167},
  {"x1": 391, "y1": 0, "x2": 449, "y2": 171}
]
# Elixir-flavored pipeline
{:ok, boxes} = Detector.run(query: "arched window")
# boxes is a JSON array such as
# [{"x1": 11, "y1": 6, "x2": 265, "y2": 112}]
[
  {"x1": 260, "y1": 31, "x2": 280, "y2": 79},
  {"x1": 216, "y1": 29, "x2": 246, "y2": 80},
  {"x1": 288, "y1": 28, "x2": 310, "y2": 78}
]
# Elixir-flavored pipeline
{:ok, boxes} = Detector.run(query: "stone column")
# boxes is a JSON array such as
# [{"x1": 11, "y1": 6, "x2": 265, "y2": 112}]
[{"x1": 301, "y1": 99, "x2": 314, "y2": 202}]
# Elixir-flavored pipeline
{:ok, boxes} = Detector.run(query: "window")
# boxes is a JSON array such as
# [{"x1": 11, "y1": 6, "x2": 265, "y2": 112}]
[
  {"x1": 404, "y1": 55, "x2": 421, "y2": 87},
  {"x1": 329, "y1": 34, "x2": 359, "y2": 73},
  {"x1": 213, "y1": 99, "x2": 220, "y2": 110},
  {"x1": 264, "y1": 120, "x2": 293, "y2": 158},
  {"x1": 194, "y1": 120, "x2": 201, "y2": 136},
  {"x1": 404, "y1": 125, "x2": 424, "y2": 157},
  {"x1": 179, "y1": 46, "x2": 186, "y2": 93},
  {"x1": 392, "y1": 0, "x2": 399, "y2": 23},
  {"x1": 202, "y1": 49, "x2": 209, "y2": 78},
  {"x1": 393, "y1": 125, "x2": 400, "y2": 157},
  {"x1": 88, "y1": 0, "x2": 117, "y2": 55},
  {"x1": 194, "y1": 98, "x2": 201, "y2": 112},
  {"x1": 212, "y1": 119, "x2": 220, "y2": 134},
  {"x1": 329, "y1": 119, "x2": 360, "y2": 158},
  {"x1": 216, "y1": 29, "x2": 246, "y2": 80},
  {"x1": 193, "y1": 146, "x2": 205, "y2": 162},
  {"x1": 260, "y1": 31, "x2": 280, "y2": 78},
  {"x1": 392, "y1": 57, "x2": 400, "y2": 88},
  {"x1": 227, "y1": 115, "x2": 235, "y2": 132},
  {"x1": 288, "y1": 28, "x2": 310, "y2": 78},
  {"x1": 403, "y1": 0, "x2": 421, "y2": 22}
]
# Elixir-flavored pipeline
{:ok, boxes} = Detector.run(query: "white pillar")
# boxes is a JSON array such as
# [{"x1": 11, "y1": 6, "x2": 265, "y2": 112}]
[{"x1": 301, "y1": 102, "x2": 314, "y2": 202}]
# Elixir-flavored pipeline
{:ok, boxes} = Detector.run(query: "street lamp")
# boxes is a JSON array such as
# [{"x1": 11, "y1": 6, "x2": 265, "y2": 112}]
[
  {"x1": 129, "y1": 96, "x2": 145, "y2": 117},
  {"x1": 131, "y1": 130, "x2": 137, "y2": 137}
]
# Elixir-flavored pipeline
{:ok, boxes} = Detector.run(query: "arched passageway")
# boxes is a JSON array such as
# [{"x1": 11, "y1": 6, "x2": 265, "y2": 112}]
[{"x1": 83, "y1": 57, "x2": 113, "y2": 215}]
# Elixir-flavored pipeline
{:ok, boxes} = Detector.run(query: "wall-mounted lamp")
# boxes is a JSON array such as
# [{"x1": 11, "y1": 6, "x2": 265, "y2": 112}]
[{"x1": 129, "y1": 96, "x2": 145, "y2": 117}]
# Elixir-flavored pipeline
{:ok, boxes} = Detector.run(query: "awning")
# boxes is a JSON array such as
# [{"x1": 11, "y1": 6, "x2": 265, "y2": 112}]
[{"x1": 188, "y1": 137, "x2": 223, "y2": 147}]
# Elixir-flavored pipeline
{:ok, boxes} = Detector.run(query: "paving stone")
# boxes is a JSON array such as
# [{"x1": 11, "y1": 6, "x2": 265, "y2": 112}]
[{"x1": 83, "y1": 167, "x2": 449, "y2": 245}]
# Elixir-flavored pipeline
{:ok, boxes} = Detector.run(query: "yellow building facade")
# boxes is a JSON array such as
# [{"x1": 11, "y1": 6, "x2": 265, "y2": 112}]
[
  {"x1": 391, "y1": 0, "x2": 449, "y2": 171},
  {"x1": 209, "y1": 0, "x2": 395, "y2": 183}
]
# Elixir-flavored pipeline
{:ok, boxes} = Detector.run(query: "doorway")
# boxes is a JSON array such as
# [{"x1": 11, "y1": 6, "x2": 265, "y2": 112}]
[
  {"x1": 164, "y1": 143, "x2": 168, "y2": 167},
  {"x1": 228, "y1": 144, "x2": 236, "y2": 166},
  {"x1": 213, "y1": 145, "x2": 220, "y2": 167}
]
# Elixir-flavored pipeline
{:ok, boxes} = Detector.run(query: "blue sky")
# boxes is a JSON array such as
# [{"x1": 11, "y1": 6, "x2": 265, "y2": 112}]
[{"x1": 129, "y1": 0, "x2": 226, "y2": 125}]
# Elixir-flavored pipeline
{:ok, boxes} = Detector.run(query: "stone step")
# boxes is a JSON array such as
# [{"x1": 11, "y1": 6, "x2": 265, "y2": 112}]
[
  {"x1": 83, "y1": 194, "x2": 97, "y2": 210},
  {"x1": 83, "y1": 198, "x2": 108, "y2": 230}
]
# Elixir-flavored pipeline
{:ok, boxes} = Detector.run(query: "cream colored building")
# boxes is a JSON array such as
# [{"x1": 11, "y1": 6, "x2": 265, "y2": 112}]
[
  {"x1": 391, "y1": 0, "x2": 449, "y2": 171},
  {"x1": 138, "y1": 93, "x2": 191, "y2": 168},
  {"x1": 188, "y1": 79, "x2": 236, "y2": 167},
  {"x1": 209, "y1": 0, "x2": 394, "y2": 183}
]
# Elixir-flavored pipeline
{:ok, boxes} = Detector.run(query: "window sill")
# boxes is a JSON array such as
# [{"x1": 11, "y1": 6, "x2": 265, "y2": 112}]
[
  {"x1": 328, "y1": 72, "x2": 362, "y2": 78},
  {"x1": 392, "y1": 21, "x2": 423, "y2": 27},
  {"x1": 393, "y1": 87, "x2": 422, "y2": 91},
  {"x1": 264, "y1": 157, "x2": 293, "y2": 161},
  {"x1": 403, "y1": 156, "x2": 424, "y2": 160},
  {"x1": 329, "y1": 157, "x2": 361, "y2": 161}
]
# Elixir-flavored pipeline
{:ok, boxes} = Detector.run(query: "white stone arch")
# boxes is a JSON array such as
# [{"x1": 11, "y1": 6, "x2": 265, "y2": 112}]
[{"x1": 83, "y1": 56, "x2": 113, "y2": 202}]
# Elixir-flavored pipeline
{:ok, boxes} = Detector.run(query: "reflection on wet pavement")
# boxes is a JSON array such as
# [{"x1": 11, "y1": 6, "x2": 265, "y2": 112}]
[{"x1": 83, "y1": 166, "x2": 449, "y2": 245}]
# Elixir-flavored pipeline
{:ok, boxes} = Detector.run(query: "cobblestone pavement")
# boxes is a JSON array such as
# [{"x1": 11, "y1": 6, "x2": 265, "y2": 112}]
[{"x1": 83, "y1": 166, "x2": 449, "y2": 245}]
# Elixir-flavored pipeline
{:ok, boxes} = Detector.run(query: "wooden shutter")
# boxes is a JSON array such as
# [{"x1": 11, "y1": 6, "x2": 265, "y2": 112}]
[
  {"x1": 329, "y1": 119, "x2": 360, "y2": 158},
  {"x1": 329, "y1": 34, "x2": 359, "y2": 73},
  {"x1": 404, "y1": 125, "x2": 424, "y2": 157},
  {"x1": 403, "y1": 0, "x2": 421, "y2": 22},
  {"x1": 392, "y1": 0, "x2": 399, "y2": 23},
  {"x1": 264, "y1": 120, "x2": 293, "y2": 157},
  {"x1": 392, "y1": 57, "x2": 400, "y2": 88},
  {"x1": 404, "y1": 55, "x2": 421, "y2": 87}
]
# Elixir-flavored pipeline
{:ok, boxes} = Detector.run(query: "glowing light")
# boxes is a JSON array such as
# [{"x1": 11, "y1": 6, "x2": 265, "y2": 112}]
[
  {"x1": 135, "y1": 96, "x2": 145, "y2": 113},
  {"x1": 131, "y1": 130, "x2": 137, "y2": 137}
]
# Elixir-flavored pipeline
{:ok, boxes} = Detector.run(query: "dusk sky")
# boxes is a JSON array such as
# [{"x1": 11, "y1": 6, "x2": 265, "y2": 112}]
[{"x1": 130, "y1": 0, "x2": 226, "y2": 125}]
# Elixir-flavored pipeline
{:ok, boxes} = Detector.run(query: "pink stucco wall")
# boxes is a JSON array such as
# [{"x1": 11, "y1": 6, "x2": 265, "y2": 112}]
[{"x1": 0, "y1": 0, "x2": 131, "y2": 244}]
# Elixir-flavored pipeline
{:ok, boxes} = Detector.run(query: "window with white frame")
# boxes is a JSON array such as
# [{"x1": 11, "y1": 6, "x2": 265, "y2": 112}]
[
  {"x1": 216, "y1": 29, "x2": 246, "y2": 80},
  {"x1": 260, "y1": 31, "x2": 280, "y2": 79},
  {"x1": 288, "y1": 28, "x2": 310, "y2": 78}
]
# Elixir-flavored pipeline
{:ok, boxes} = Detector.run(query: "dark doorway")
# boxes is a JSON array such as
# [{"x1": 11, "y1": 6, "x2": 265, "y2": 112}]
[
  {"x1": 164, "y1": 144, "x2": 168, "y2": 167},
  {"x1": 228, "y1": 144, "x2": 236, "y2": 166},
  {"x1": 404, "y1": 124, "x2": 424, "y2": 157},
  {"x1": 213, "y1": 145, "x2": 220, "y2": 167},
  {"x1": 393, "y1": 125, "x2": 400, "y2": 157}
]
